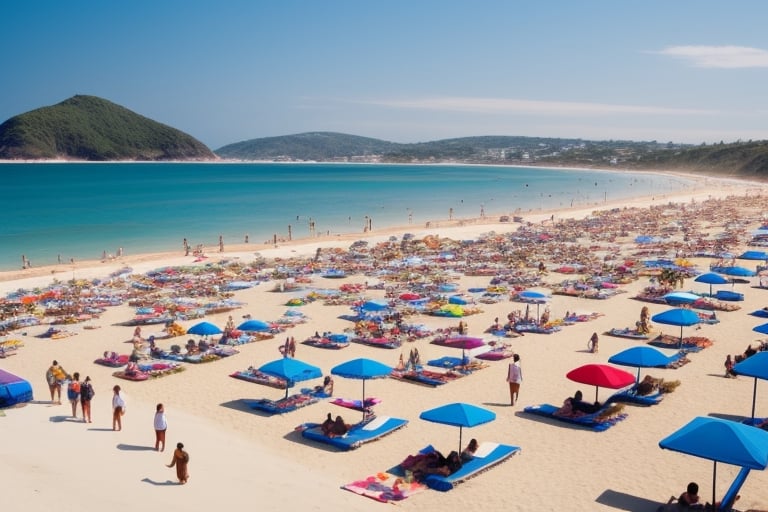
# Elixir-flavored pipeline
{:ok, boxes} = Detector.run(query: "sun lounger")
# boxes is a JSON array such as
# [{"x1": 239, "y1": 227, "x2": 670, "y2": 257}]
[
  {"x1": 229, "y1": 369, "x2": 287, "y2": 389},
  {"x1": 300, "y1": 415, "x2": 408, "y2": 450},
  {"x1": 608, "y1": 386, "x2": 665, "y2": 406},
  {"x1": 388, "y1": 442, "x2": 521, "y2": 492},
  {"x1": 244, "y1": 389, "x2": 325, "y2": 415},
  {"x1": 523, "y1": 403, "x2": 628, "y2": 431}
]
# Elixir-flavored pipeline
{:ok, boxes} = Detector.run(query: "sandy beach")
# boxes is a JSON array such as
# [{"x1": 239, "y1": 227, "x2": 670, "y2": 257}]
[{"x1": 3, "y1": 171, "x2": 768, "y2": 512}]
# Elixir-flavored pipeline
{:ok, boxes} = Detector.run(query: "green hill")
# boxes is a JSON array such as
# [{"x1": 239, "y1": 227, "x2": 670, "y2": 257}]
[
  {"x1": 215, "y1": 132, "x2": 768, "y2": 179},
  {"x1": 0, "y1": 95, "x2": 215, "y2": 161}
]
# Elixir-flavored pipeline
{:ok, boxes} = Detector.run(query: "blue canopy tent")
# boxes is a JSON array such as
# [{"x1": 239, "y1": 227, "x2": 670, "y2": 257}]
[
  {"x1": 733, "y1": 352, "x2": 768, "y2": 424},
  {"x1": 258, "y1": 358, "x2": 323, "y2": 398},
  {"x1": 331, "y1": 358, "x2": 393, "y2": 420},
  {"x1": 660, "y1": 416, "x2": 768, "y2": 510},
  {"x1": 651, "y1": 308, "x2": 701, "y2": 348},
  {"x1": 420, "y1": 402, "x2": 496, "y2": 455},
  {"x1": 608, "y1": 345, "x2": 674, "y2": 383}
]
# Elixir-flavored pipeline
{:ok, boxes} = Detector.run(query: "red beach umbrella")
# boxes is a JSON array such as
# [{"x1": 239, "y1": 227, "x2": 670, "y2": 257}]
[{"x1": 566, "y1": 363, "x2": 636, "y2": 402}]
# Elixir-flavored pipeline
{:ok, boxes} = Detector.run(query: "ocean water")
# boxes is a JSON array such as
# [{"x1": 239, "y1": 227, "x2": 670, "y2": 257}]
[{"x1": 0, "y1": 162, "x2": 698, "y2": 271}]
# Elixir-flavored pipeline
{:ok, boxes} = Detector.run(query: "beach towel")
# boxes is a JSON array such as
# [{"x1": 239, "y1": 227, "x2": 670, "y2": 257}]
[
  {"x1": 342, "y1": 472, "x2": 427, "y2": 503},
  {"x1": 229, "y1": 369, "x2": 287, "y2": 389},
  {"x1": 331, "y1": 397, "x2": 381, "y2": 412},
  {"x1": 523, "y1": 403, "x2": 629, "y2": 432},
  {"x1": 245, "y1": 390, "x2": 323, "y2": 415},
  {"x1": 390, "y1": 368, "x2": 464, "y2": 387}
]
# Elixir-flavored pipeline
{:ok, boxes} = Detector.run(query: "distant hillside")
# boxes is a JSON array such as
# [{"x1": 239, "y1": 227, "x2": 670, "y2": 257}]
[
  {"x1": 0, "y1": 95, "x2": 216, "y2": 161},
  {"x1": 216, "y1": 132, "x2": 401, "y2": 161},
  {"x1": 215, "y1": 131, "x2": 768, "y2": 179}
]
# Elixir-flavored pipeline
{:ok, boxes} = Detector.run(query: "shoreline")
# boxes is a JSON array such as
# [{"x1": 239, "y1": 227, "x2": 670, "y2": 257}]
[{"x1": 1, "y1": 168, "x2": 763, "y2": 288}]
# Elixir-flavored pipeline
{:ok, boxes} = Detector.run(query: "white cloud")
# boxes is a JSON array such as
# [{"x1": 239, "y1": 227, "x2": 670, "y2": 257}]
[
  {"x1": 354, "y1": 97, "x2": 712, "y2": 116},
  {"x1": 657, "y1": 45, "x2": 768, "y2": 68}
]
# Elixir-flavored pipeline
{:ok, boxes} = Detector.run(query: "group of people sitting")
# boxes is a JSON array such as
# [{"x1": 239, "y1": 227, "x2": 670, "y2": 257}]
[
  {"x1": 398, "y1": 439, "x2": 478, "y2": 482},
  {"x1": 320, "y1": 413, "x2": 351, "y2": 437}
]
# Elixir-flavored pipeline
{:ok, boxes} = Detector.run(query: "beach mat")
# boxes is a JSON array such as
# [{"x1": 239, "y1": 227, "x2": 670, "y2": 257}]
[{"x1": 342, "y1": 472, "x2": 427, "y2": 503}]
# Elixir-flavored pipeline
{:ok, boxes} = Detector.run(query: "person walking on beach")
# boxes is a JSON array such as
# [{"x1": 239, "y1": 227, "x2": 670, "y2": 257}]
[
  {"x1": 80, "y1": 376, "x2": 94, "y2": 423},
  {"x1": 154, "y1": 403, "x2": 168, "y2": 451},
  {"x1": 66, "y1": 372, "x2": 81, "y2": 418},
  {"x1": 167, "y1": 442, "x2": 190, "y2": 484},
  {"x1": 45, "y1": 360, "x2": 66, "y2": 404},
  {"x1": 589, "y1": 332, "x2": 599, "y2": 353},
  {"x1": 112, "y1": 385, "x2": 126, "y2": 431},
  {"x1": 507, "y1": 354, "x2": 523, "y2": 406}
]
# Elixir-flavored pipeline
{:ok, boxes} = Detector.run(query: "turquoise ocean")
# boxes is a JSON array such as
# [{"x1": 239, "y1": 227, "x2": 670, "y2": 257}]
[{"x1": 0, "y1": 162, "x2": 698, "y2": 272}]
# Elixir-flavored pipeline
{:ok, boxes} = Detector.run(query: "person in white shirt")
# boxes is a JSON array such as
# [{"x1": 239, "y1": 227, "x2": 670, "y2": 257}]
[
  {"x1": 506, "y1": 354, "x2": 523, "y2": 406},
  {"x1": 154, "y1": 403, "x2": 168, "y2": 451}
]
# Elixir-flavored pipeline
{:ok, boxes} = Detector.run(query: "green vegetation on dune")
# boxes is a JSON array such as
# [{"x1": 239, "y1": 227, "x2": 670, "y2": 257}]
[{"x1": 0, "y1": 95, "x2": 215, "y2": 161}]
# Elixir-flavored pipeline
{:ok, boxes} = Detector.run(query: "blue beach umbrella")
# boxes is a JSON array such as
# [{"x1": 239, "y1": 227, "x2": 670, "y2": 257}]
[
  {"x1": 694, "y1": 272, "x2": 729, "y2": 296},
  {"x1": 237, "y1": 319, "x2": 270, "y2": 332},
  {"x1": 716, "y1": 266, "x2": 756, "y2": 278},
  {"x1": 651, "y1": 308, "x2": 701, "y2": 348},
  {"x1": 331, "y1": 358, "x2": 393, "y2": 419},
  {"x1": 738, "y1": 251, "x2": 768, "y2": 261},
  {"x1": 516, "y1": 289, "x2": 550, "y2": 320},
  {"x1": 608, "y1": 345, "x2": 674, "y2": 383},
  {"x1": 752, "y1": 323, "x2": 768, "y2": 336},
  {"x1": 733, "y1": 352, "x2": 768, "y2": 423},
  {"x1": 186, "y1": 321, "x2": 222, "y2": 336},
  {"x1": 258, "y1": 358, "x2": 323, "y2": 398},
  {"x1": 660, "y1": 416, "x2": 768, "y2": 508},
  {"x1": 420, "y1": 402, "x2": 496, "y2": 455}
]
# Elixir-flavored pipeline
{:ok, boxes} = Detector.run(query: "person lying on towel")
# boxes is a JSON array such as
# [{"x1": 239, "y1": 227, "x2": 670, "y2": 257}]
[{"x1": 400, "y1": 449, "x2": 463, "y2": 481}]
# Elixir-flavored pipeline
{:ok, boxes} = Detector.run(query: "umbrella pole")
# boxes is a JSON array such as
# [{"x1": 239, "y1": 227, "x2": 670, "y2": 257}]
[
  {"x1": 594, "y1": 386, "x2": 599, "y2": 403},
  {"x1": 752, "y1": 377, "x2": 758, "y2": 421},
  {"x1": 362, "y1": 379, "x2": 366, "y2": 421},
  {"x1": 712, "y1": 461, "x2": 717, "y2": 511},
  {"x1": 458, "y1": 426, "x2": 463, "y2": 455},
  {"x1": 679, "y1": 326, "x2": 683, "y2": 349}
]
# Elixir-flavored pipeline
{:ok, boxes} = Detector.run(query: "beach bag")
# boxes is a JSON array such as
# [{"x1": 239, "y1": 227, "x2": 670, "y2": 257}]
[
  {"x1": 46, "y1": 369, "x2": 56, "y2": 386},
  {"x1": 67, "y1": 381, "x2": 80, "y2": 400},
  {"x1": 81, "y1": 382, "x2": 93, "y2": 401}
]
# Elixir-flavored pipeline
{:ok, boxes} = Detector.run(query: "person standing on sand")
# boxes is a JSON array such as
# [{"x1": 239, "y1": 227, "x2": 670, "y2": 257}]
[
  {"x1": 154, "y1": 403, "x2": 167, "y2": 451},
  {"x1": 167, "y1": 442, "x2": 190, "y2": 484},
  {"x1": 112, "y1": 385, "x2": 126, "y2": 431},
  {"x1": 67, "y1": 372, "x2": 81, "y2": 418},
  {"x1": 507, "y1": 354, "x2": 523, "y2": 406},
  {"x1": 80, "y1": 376, "x2": 94, "y2": 423},
  {"x1": 46, "y1": 360, "x2": 65, "y2": 404}
]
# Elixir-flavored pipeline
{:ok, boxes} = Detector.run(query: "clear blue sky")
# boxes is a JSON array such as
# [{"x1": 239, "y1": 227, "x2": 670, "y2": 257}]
[{"x1": 3, "y1": 0, "x2": 768, "y2": 149}]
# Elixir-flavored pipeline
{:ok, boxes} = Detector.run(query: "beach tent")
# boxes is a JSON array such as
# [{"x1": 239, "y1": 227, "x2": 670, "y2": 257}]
[{"x1": 0, "y1": 368, "x2": 33, "y2": 407}]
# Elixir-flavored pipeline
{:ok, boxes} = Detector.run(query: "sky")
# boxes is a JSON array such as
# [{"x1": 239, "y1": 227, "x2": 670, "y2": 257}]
[{"x1": 3, "y1": 0, "x2": 768, "y2": 150}]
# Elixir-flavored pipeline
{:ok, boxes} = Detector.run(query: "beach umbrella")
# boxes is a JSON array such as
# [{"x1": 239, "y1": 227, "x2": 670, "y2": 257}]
[
  {"x1": 662, "y1": 291, "x2": 700, "y2": 305},
  {"x1": 517, "y1": 289, "x2": 550, "y2": 320},
  {"x1": 694, "y1": 272, "x2": 729, "y2": 296},
  {"x1": 186, "y1": 321, "x2": 222, "y2": 336},
  {"x1": 566, "y1": 363, "x2": 636, "y2": 402},
  {"x1": 431, "y1": 335, "x2": 486, "y2": 360},
  {"x1": 716, "y1": 266, "x2": 756, "y2": 278},
  {"x1": 608, "y1": 345, "x2": 674, "y2": 383},
  {"x1": 738, "y1": 251, "x2": 768, "y2": 261},
  {"x1": 733, "y1": 352, "x2": 768, "y2": 423},
  {"x1": 651, "y1": 308, "x2": 701, "y2": 349},
  {"x1": 237, "y1": 319, "x2": 270, "y2": 332},
  {"x1": 258, "y1": 358, "x2": 323, "y2": 398},
  {"x1": 360, "y1": 300, "x2": 389, "y2": 312},
  {"x1": 659, "y1": 416, "x2": 768, "y2": 508},
  {"x1": 419, "y1": 402, "x2": 496, "y2": 455},
  {"x1": 331, "y1": 358, "x2": 393, "y2": 420}
]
